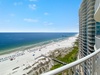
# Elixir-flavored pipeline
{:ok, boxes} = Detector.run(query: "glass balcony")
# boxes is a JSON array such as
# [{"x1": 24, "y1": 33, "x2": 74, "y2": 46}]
[{"x1": 88, "y1": 29, "x2": 95, "y2": 31}]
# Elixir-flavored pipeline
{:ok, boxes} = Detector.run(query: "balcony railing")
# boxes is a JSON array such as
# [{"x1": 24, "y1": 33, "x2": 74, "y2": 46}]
[{"x1": 41, "y1": 48, "x2": 100, "y2": 75}]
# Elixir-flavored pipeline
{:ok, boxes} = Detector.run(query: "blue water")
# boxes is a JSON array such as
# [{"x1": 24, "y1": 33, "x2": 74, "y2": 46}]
[{"x1": 0, "y1": 33, "x2": 77, "y2": 52}]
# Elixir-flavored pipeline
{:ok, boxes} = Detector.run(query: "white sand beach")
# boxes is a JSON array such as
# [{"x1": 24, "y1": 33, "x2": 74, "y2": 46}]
[{"x1": 0, "y1": 34, "x2": 78, "y2": 75}]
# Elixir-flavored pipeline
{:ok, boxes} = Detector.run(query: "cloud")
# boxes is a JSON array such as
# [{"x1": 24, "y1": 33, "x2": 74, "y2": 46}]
[
  {"x1": 29, "y1": 4, "x2": 36, "y2": 10},
  {"x1": 24, "y1": 18, "x2": 38, "y2": 23},
  {"x1": 29, "y1": 0, "x2": 37, "y2": 2},
  {"x1": 14, "y1": 2, "x2": 23, "y2": 6},
  {"x1": 44, "y1": 12, "x2": 49, "y2": 15},
  {"x1": 44, "y1": 22, "x2": 54, "y2": 26}
]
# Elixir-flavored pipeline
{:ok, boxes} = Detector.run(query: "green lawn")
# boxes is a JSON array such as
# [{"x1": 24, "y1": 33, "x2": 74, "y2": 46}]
[{"x1": 51, "y1": 40, "x2": 79, "y2": 70}]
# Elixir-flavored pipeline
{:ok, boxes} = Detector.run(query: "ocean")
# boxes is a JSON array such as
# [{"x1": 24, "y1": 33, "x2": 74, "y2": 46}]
[{"x1": 0, "y1": 33, "x2": 77, "y2": 54}]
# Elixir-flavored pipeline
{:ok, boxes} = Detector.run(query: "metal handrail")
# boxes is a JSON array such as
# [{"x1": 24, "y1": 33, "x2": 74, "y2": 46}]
[{"x1": 41, "y1": 48, "x2": 100, "y2": 75}]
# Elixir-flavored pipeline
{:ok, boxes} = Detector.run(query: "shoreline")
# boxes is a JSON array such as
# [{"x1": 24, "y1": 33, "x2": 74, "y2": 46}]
[
  {"x1": 0, "y1": 36, "x2": 71, "y2": 55},
  {"x1": 0, "y1": 34, "x2": 78, "y2": 75}
]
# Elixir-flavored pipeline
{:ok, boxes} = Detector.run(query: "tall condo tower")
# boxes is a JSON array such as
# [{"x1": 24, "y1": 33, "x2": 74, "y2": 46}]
[{"x1": 79, "y1": 0, "x2": 96, "y2": 75}]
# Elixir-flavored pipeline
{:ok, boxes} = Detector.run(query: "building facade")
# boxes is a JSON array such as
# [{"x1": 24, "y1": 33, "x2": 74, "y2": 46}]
[
  {"x1": 79, "y1": 0, "x2": 100, "y2": 75},
  {"x1": 79, "y1": 0, "x2": 96, "y2": 75}
]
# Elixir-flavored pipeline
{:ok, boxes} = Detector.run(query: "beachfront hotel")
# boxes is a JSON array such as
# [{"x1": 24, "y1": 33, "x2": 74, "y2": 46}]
[
  {"x1": 42, "y1": 0, "x2": 100, "y2": 75},
  {"x1": 79, "y1": 0, "x2": 100, "y2": 75},
  {"x1": 79, "y1": 0, "x2": 96, "y2": 75}
]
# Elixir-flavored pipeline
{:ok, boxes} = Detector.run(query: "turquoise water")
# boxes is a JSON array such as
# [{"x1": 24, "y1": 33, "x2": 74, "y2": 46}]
[{"x1": 0, "y1": 32, "x2": 77, "y2": 54}]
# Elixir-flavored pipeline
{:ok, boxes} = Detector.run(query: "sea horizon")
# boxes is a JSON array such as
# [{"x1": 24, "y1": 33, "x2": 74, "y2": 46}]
[{"x1": 0, "y1": 32, "x2": 77, "y2": 55}]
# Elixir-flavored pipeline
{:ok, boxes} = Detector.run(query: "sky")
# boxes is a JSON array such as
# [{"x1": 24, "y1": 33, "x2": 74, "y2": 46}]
[{"x1": 0, "y1": 0, "x2": 82, "y2": 32}]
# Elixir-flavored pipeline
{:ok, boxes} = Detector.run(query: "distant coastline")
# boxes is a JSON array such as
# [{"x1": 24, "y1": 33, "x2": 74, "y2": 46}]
[
  {"x1": 0, "y1": 33, "x2": 77, "y2": 55},
  {"x1": 0, "y1": 37, "x2": 65, "y2": 55},
  {"x1": 0, "y1": 33, "x2": 78, "y2": 75}
]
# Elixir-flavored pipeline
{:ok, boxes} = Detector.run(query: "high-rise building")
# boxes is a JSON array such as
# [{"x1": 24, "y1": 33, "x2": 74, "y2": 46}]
[
  {"x1": 79, "y1": 0, "x2": 95, "y2": 57},
  {"x1": 79, "y1": 0, "x2": 100, "y2": 75}
]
